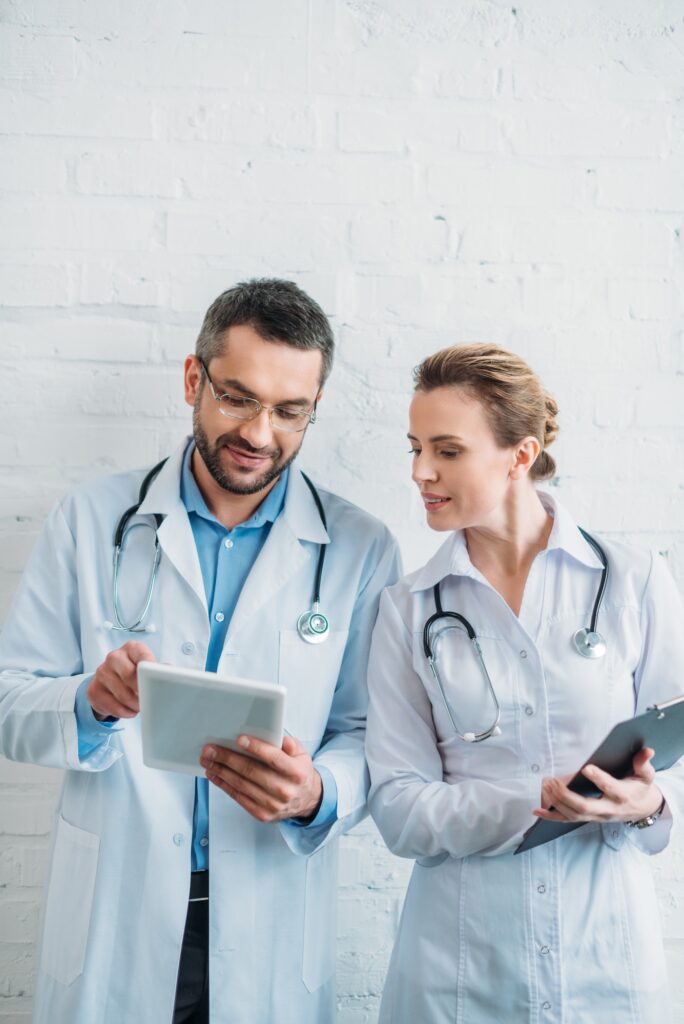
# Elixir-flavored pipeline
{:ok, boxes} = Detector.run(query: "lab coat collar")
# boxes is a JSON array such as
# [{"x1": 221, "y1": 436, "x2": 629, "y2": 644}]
[
  {"x1": 137, "y1": 437, "x2": 330, "y2": 545},
  {"x1": 409, "y1": 489, "x2": 603, "y2": 594},
  {"x1": 136, "y1": 439, "x2": 205, "y2": 610},
  {"x1": 135, "y1": 438, "x2": 330, "y2": 625}
]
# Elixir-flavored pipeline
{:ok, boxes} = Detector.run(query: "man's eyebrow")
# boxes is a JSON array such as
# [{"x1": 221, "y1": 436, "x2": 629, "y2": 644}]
[{"x1": 215, "y1": 377, "x2": 312, "y2": 407}]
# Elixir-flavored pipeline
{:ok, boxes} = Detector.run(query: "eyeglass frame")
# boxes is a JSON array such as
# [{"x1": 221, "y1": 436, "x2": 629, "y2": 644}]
[{"x1": 197, "y1": 358, "x2": 318, "y2": 433}]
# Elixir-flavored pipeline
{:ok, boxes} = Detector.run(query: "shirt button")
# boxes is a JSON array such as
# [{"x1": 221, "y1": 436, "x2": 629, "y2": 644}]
[
  {"x1": 173, "y1": 833, "x2": 184, "y2": 846},
  {"x1": 224, "y1": 538, "x2": 234, "y2": 549},
  {"x1": 537, "y1": 884, "x2": 546, "y2": 894},
  {"x1": 215, "y1": 612, "x2": 225, "y2": 622},
  {"x1": 540, "y1": 945, "x2": 550, "y2": 956},
  {"x1": 520, "y1": 650, "x2": 528, "y2": 659},
  {"x1": 200, "y1": 836, "x2": 209, "y2": 847},
  {"x1": 181, "y1": 641, "x2": 195, "y2": 655},
  {"x1": 542, "y1": 1002, "x2": 551, "y2": 1011},
  {"x1": 612, "y1": 829, "x2": 619, "y2": 839},
  {"x1": 525, "y1": 706, "x2": 534, "y2": 716},
  {"x1": 531, "y1": 764, "x2": 540, "y2": 773}
]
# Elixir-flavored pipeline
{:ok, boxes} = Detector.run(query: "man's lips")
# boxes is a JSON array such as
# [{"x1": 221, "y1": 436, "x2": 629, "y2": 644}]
[{"x1": 222, "y1": 443, "x2": 276, "y2": 468}]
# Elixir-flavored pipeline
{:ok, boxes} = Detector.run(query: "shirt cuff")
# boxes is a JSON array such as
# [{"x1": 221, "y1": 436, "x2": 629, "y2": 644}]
[
  {"x1": 74, "y1": 677, "x2": 119, "y2": 760},
  {"x1": 290, "y1": 765, "x2": 338, "y2": 829}
]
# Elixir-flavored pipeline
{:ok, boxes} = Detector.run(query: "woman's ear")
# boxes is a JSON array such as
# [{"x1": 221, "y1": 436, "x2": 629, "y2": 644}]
[{"x1": 509, "y1": 436, "x2": 541, "y2": 480}]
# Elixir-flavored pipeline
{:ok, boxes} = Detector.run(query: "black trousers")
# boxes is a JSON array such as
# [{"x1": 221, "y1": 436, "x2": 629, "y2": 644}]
[{"x1": 173, "y1": 872, "x2": 209, "y2": 1024}]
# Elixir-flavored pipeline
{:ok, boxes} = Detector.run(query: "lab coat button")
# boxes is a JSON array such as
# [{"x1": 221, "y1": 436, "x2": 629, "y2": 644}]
[
  {"x1": 537, "y1": 884, "x2": 546, "y2": 894},
  {"x1": 525, "y1": 705, "x2": 534, "y2": 716},
  {"x1": 215, "y1": 612, "x2": 225, "y2": 622},
  {"x1": 540, "y1": 945, "x2": 550, "y2": 955},
  {"x1": 531, "y1": 764, "x2": 540, "y2": 773},
  {"x1": 520, "y1": 650, "x2": 528, "y2": 658},
  {"x1": 173, "y1": 833, "x2": 184, "y2": 846},
  {"x1": 181, "y1": 642, "x2": 195, "y2": 655},
  {"x1": 224, "y1": 539, "x2": 234, "y2": 549}
]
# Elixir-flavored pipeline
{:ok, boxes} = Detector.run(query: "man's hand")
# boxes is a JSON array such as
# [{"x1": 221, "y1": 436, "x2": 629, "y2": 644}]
[
  {"x1": 533, "y1": 747, "x2": 663, "y2": 824},
  {"x1": 86, "y1": 641, "x2": 155, "y2": 720},
  {"x1": 200, "y1": 734, "x2": 323, "y2": 824}
]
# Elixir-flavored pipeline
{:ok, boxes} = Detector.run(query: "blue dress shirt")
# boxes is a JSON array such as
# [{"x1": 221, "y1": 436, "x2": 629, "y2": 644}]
[{"x1": 75, "y1": 443, "x2": 338, "y2": 870}]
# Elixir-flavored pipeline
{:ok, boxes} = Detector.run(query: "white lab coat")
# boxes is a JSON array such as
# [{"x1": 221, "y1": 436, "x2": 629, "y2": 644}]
[
  {"x1": 0, "y1": 439, "x2": 401, "y2": 1024},
  {"x1": 366, "y1": 492, "x2": 684, "y2": 1024}
]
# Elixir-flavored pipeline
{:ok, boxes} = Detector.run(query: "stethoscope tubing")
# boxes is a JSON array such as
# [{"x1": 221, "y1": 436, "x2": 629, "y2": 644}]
[
  {"x1": 424, "y1": 529, "x2": 609, "y2": 742},
  {"x1": 110, "y1": 459, "x2": 329, "y2": 641}
]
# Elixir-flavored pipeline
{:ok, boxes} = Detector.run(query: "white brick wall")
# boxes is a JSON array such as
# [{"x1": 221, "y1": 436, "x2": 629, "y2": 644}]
[{"x1": 1, "y1": 1, "x2": 683, "y2": 1020}]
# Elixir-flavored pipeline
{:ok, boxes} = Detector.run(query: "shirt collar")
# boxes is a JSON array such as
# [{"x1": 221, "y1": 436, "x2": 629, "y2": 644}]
[
  {"x1": 180, "y1": 440, "x2": 288, "y2": 531},
  {"x1": 409, "y1": 489, "x2": 603, "y2": 594},
  {"x1": 538, "y1": 490, "x2": 604, "y2": 570}
]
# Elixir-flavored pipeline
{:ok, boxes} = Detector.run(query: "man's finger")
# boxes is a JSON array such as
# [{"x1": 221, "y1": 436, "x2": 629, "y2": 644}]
[
  {"x1": 123, "y1": 641, "x2": 156, "y2": 665},
  {"x1": 234, "y1": 735, "x2": 293, "y2": 773}
]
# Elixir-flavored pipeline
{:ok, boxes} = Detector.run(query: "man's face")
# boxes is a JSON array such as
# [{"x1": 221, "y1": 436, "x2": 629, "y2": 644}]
[{"x1": 184, "y1": 324, "x2": 324, "y2": 496}]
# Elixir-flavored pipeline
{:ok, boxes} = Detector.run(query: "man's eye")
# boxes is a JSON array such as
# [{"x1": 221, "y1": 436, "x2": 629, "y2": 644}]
[
  {"x1": 275, "y1": 407, "x2": 304, "y2": 421},
  {"x1": 222, "y1": 395, "x2": 254, "y2": 410}
]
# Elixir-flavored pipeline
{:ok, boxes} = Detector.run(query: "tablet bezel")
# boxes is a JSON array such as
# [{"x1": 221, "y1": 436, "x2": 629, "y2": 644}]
[{"x1": 137, "y1": 661, "x2": 286, "y2": 776}]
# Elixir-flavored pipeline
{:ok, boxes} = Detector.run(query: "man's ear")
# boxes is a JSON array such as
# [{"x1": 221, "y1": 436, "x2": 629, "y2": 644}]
[{"x1": 184, "y1": 355, "x2": 203, "y2": 408}]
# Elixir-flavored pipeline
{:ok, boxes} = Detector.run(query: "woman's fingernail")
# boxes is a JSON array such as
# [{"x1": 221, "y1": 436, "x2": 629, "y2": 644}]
[{"x1": 238, "y1": 736, "x2": 250, "y2": 749}]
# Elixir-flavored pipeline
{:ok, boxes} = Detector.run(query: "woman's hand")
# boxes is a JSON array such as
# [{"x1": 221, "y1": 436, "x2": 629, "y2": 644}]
[{"x1": 533, "y1": 747, "x2": 663, "y2": 824}]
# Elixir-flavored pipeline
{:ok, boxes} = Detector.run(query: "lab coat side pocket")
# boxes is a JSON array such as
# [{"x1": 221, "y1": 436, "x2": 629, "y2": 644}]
[
  {"x1": 40, "y1": 814, "x2": 100, "y2": 987},
  {"x1": 302, "y1": 842, "x2": 338, "y2": 992}
]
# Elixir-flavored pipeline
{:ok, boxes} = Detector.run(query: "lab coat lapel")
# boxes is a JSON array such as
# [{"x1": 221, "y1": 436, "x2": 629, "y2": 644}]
[
  {"x1": 136, "y1": 439, "x2": 207, "y2": 612},
  {"x1": 226, "y1": 469, "x2": 330, "y2": 643}
]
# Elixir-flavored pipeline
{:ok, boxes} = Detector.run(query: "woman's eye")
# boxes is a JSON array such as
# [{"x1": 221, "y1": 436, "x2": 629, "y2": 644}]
[
  {"x1": 407, "y1": 448, "x2": 421, "y2": 456},
  {"x1": 440, "y1": 450, "x2": 461, "y2": 459}
]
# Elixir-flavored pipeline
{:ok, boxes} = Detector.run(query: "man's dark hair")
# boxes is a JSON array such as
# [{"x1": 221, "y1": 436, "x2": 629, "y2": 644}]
[{"x1": 195, "y1": 278, "x2": 334, "y2": 385}]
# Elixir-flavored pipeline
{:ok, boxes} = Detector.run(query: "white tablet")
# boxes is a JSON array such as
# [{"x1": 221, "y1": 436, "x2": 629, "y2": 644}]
[{"x1": 137, "y1": 661, "x2": 286, "y2": 776}]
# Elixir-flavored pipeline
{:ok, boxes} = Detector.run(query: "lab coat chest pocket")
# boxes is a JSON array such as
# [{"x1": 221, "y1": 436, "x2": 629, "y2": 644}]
[
  {"x1": 302, "y1": 842, "x2": 337, "y2": 992},
  {"x1": 40, "y1": 815, "x2": 100, "y2": 986},
  {"x1": 278, "y1": 630, "x2": 349, "y2": 745}
]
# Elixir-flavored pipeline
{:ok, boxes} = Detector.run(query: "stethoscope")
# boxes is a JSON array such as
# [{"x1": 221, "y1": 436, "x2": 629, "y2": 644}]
[
  {"x1": 108, "y1": 458, "x2": 331, "y2": 645},
  {"x1": 423, "y1": 528, "x2": 609, "y2": 743}
]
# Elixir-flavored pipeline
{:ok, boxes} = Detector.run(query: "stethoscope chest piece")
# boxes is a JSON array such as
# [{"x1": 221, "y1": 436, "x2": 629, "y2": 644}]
[
  {"x1": 297, "y1": 608, "x2": 330, "y2": 644},
  {"x1": 572, "y1": 627, "x2": 607, "y2": 660}
]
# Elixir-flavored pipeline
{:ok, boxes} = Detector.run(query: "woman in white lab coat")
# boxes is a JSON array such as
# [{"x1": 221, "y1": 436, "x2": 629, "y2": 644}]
[{"x1": 366, "y1": 343, "x2": 684, "y2": 1024}]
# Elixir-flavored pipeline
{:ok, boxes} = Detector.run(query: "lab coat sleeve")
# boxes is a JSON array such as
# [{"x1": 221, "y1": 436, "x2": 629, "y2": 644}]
[
  {"x1": 625, "y1": 551, "x2": 684, "y2": 855},
  {"x1": 366, "y1": 588, "x2": 537, "y2": 861},
  {"x1": 279, "y1": 529, "x2": 403, "y2": 855},
  {"x1": 0, "y1": 500, "x2": 121, "y2": 772}
]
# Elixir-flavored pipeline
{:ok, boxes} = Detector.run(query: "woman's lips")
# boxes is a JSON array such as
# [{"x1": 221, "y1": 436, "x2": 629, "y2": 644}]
[{"x1": 421, "y1": 492, "x2": 451, "y2": 511}]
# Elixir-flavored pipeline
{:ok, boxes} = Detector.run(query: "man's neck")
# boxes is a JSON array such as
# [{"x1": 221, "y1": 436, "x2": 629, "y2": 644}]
[{"x1": 190, "y1": 447, "x2": 281, "y2": 530}]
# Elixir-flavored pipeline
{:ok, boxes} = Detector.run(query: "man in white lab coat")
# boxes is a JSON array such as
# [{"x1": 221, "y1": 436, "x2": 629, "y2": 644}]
[{"x1": 0, "y1": 279, "x2": 401, "y2": 1024}]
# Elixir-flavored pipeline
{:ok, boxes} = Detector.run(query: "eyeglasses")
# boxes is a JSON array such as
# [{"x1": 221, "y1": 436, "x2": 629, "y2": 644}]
[{"x1": 199, "y1": 359, "x2": 317, "y2": 434}]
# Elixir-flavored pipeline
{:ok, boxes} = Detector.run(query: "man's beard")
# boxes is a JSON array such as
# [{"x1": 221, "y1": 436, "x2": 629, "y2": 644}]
[{"x1": 193, "y1": 403, "x2": 303, "y2": 496}]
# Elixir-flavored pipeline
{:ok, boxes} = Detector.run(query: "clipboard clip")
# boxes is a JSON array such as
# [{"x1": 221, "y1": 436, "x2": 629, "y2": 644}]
[{"x1": 648, "y1": 694, "x2": 684, "y2": 719}]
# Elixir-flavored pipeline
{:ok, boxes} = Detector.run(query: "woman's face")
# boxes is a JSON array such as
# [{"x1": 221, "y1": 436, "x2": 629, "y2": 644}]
[{"x1": 408, "y1": 386, "x2": 520, "y2": 533}]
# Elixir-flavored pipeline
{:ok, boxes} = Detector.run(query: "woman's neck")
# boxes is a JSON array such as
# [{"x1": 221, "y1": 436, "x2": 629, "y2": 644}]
[{"x1": 464, "y1": 487, "x2": 553, "y2": 615}]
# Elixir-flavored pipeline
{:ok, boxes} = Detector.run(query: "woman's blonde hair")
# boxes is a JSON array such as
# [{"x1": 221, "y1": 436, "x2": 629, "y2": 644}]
[{"x1": 413, "y1": 343, "x2": 559, "y2": 481}]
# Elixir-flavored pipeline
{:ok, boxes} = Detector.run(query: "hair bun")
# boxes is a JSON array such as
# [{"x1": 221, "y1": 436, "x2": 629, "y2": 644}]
[{"x1": 543, "y1": 394, "x2": 559, "y2": 447}]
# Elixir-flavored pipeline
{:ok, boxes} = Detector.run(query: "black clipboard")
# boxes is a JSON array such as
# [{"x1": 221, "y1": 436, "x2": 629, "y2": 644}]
[{"x1": 515, "y1": 695, "x2": 684, "y2": 854}]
